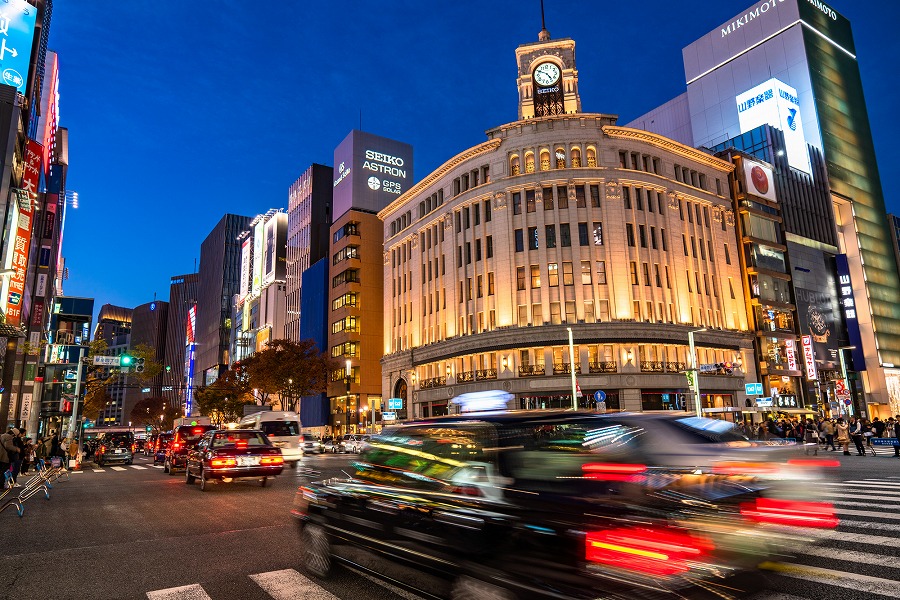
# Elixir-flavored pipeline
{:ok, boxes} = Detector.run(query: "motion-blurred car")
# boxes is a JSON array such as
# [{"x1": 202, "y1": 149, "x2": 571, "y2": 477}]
[
  {"x1": 301, "y1": 434, "x2": 324, "y2": 455},
  {"x1": 94, "y1": 432, "x2": 135, "y2": 467},
  {"x1": 338, "y1": 434, "x2": 366, "y2": 453},
  {"x1": 321, "y1": 436, "x2": 340, "y2": 453},
  {"x1": 185, "y1": 429, "x2": 284, "y2": 491},
  {"x1": 165, "y1": 425, "x2": 216, "y2": 475},
  {"x1": 152, "y1": 433, "x2": 173, "y2": 465},
  {"x1": 291, "y1": 410, "x2": 838, "y2": 599}
]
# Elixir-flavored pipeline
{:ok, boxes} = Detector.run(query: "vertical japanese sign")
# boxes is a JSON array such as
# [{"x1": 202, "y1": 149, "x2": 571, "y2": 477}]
[
  {"x1": 785, "y1": 340, "x2": 798, "y2": 371},
  {"x1": 802, "y1": 335, "x2": 818, "y2": 381},
  {"x1": 5, "y1": 139, "x2": 42, "y2": 326},
  {"x1": 0, "y1": 0, "x2": 37, "y2": 93}
]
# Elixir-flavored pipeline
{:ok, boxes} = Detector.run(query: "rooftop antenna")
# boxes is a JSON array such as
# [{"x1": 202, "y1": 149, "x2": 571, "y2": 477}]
[{"x1": 539, "y1": 0, "x2": 550, "y2": 41}]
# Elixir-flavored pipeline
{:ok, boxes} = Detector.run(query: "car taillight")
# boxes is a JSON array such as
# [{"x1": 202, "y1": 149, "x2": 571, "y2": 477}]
[
  {"x1": 741, "y1": 498, "x2": 838, "y2": 528},
  {"x1": 172, "y1": 442, "x2": 182, "y2": 450},
  {"x1": 260, "y1": 456, "x2": 284, "y2": 465},
  {"x1": 787, "y1": 458, "x2": 841, "y2": 468},
  {"x1": 711, "y1": 461, "x2": 778, "y2": 475},
  {"x1": 450, "y1": 485, "x2": 483, "y2": 496},
  {"x1": 210, "y1": 457, "x2": 237, "y2": 468},
  {"x1": 236, "y1": 441, "x2": 248, "y2": 449},
  {"x1": 585, "y1": 527, "x2": 713, "y2": 577},
  {"x1": 582, "y1": 462, "x2": 647, "y2": 482}
]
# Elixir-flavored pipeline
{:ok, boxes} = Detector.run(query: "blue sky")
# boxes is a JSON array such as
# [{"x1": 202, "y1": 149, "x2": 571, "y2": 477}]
[{"x1": 48, "y1": 0, "x2": 900, "y2": 311}]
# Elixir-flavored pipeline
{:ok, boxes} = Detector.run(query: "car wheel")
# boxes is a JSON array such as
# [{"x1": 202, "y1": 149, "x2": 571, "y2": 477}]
[
  {"x1": 185, "y1": 466, "x2": 195, "y2": 484},
  {"x1": 289, "y1": 460, "x2": 297, "y2": 469},
  {"x1": 451, "y1": 576, "x2": 517, "y2": 600},
  {"x1": 125, "y1": 460, "x2": 132, "y2": 465},
  {"x1": 301, "y1": 523, "x2": 331, "y2": 578},
  {"x1": 199, "y1": 468, "x2": 208, "y2": 492},
  {"x1": 260, "y1": 477, "x2": 268, "y2": 487}
]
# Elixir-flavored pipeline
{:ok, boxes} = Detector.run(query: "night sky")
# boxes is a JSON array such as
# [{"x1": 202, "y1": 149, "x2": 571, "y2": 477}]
[{"x1": 48, "y1": 1, "x2": 900, "y2": 312}]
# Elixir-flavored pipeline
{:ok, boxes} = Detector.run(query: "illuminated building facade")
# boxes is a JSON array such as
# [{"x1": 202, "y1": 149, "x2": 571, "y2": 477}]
[
  {"x1": 379, "y1": 31, "x2": 757, "y2": 419},
  {"x1": 629, "y1": 0, "x2": 900, "y2": 414},
  {"x1": 163, "y1": 273, "x2": 199, "y2": 411}
]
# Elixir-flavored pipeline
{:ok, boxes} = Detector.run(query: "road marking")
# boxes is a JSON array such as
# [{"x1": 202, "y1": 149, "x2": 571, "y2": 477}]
[
  {"x1": 832, "y1": 497, "x2": 900, "y2": 506},
  {"x1": 761, "y1": 561, "x2": 900, "y2": 597},
  {"x1": 837, "y1": 519, "x2": 900, "y2": 533},
  {"x1": 249, "y1": 568, "x2": 339, "y2": 600},
  {"x1": 92, "y1": 469, "x2": 105, "y2": 473},
  {"x1": 821, "y1": 485, "x2": 900, "y2": 496},
  {"x1": 827, "y1": 481, "x2": 900, "y2": 490},
  {"x1": 111, "y1": 466, "x2": 127, "y2": 471},
  {"x1": 818, "y1": 529, "x2": 900, "y2": 546},
  {"x1": 130, "y1": 465, "x2": 148, "y2": 470},
  {"x1": 70, "y1": 470, "x2": 83, "y2": 474},
  {"x1": 842, "y1": 479, "x2": 900, "y2": 487},
  {"x1": 801, "y1": 545, "x2": 900, "y2": 570},
  {"x1": 152, "y1": 465, "x2": 164, "y2": 469},
  {"x1": 747, "y1": 593, "x2": 809, "y2": 600},
  {"x1": 345, "y1": 565, "x2": 427, "y2": 600},
  {"x1": 146, "y1": 584, "x2": 212, "y2": 600},
  {"x1": 833, "y1": 507, "x2": 900, "y2": 520}
]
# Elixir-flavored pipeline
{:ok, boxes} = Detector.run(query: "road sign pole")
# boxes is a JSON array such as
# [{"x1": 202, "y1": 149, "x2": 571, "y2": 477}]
[{"x1": 66, "y1": 346, "x2": 86, "y2": 445}]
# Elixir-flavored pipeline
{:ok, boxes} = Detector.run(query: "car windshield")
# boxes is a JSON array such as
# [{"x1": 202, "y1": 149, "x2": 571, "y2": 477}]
[
  {"x1": 104, "y1": 434, "x2": 133, "y2": 447},
  {"x1": 301, "y1": 434, "x2": 319, "y2": 441},
  {"x1": 261, "y1": 421, "x2": 299, "y2": 437},
  {"x1": 672, "y1": 417, "x2": 748, "y2": 443},
  {"x1": 211, "y1": 431, "x2": 270, "y2": 449},
  {"x1": 177, "y1": 426, "x2": 215, "y2": 443}
]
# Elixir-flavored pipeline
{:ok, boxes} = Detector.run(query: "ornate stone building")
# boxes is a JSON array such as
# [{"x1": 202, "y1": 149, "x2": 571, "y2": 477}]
[{"x1": 379, "y1": 29, "x2": 757, "y2": 419}]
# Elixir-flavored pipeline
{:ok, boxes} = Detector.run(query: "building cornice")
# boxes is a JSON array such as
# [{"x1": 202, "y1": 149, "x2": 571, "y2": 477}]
[
  {"x1": 378, "y1": 139, "x2": 503, "y2": 219},
  {"x1": 602, "y1": 126, "x2": 734, "y2": 173}
]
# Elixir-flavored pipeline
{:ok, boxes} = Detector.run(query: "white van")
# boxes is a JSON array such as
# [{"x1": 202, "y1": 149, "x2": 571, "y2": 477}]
[{"x1": 239, "y1": 411, "x2": 302, "y2": 467}]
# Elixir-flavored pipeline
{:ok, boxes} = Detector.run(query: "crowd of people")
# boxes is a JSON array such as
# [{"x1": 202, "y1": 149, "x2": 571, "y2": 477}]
[
  {"x1": 0, "y1": 427, "x2": 73, "y2": 488},
  {"x1": 739, "y1": 415, "x2": 900, "y2": 456}
]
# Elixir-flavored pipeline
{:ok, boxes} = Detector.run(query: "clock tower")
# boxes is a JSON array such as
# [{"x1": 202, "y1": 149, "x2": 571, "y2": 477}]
[{"x1": 515, "y1": 23, "x2": 581, "y2": 120}]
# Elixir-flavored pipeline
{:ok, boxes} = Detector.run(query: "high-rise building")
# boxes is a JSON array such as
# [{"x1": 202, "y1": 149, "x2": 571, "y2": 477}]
[
  {"x1": 164, "y1": 273, "x2": 199, "y2": 411},
  {"x1": 628, "y1": 0, "x2": 900, "y2": 414},
  {"x1": 122, "y1": 300, "x2": 168, "y2": 424},
  {"x1": 298, "y1": 258, "x2": 330, "y2": 432},
  {"x1": 92, "y1": 304, "x2": 132, "y2": 427},
  {"x1": 285, "y1": 164, "x2": 332, "y2": 342},
  {"x1": 195, "y1": 213, "x2": 252, "y2": 389},
  {"x1": 379, "y1": 26, "x2": 757, "y2": 418},
  {"x1": 327, "y1": 130, "x2": 413, "y2": 434}
]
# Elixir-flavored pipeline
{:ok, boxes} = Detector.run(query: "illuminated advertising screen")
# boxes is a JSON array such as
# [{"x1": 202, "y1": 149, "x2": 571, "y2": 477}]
[
  {"x1": 263, "y1": 212, "x2": 287, "y2": 286},
  {"x1": 239, "y1": 237, "x2": 251, "y2": 301},
  {"x1": 0, "y1": 0, "x2": 38, "y2": 93},
  {"x1": 251, "y1": 220, "x2": 265, "y2": 296},
  {"x1": 741, "y1": 157, "x2": 777, "y2": 203},
  {"x1": 736, "y1": 78, "x2": 810, "y2": 173},
  {"x1": 3, "y1": 139, "x2": 41, "y2": 326},
  {"x1": 332, "y1": 130, "x2": 413, "y2": 221}
]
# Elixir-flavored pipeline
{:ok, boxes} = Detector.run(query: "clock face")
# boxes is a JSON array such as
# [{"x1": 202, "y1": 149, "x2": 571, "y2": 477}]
[{"x1": 533, "y1": 62, "x2": 560, "y2": 87}]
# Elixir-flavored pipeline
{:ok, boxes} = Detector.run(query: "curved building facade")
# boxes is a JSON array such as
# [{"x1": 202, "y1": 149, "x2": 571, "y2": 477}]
[{"x1": 379, "y1": 32, "x2": 758, "y2": 419}]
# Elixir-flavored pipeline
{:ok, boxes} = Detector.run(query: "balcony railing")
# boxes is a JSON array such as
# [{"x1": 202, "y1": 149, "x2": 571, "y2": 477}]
[
  {"x1": 588, "y1": 361, "x2": 617, "y2": 373},
  {"x1": 456, "y1": 370, "x2": 476, "y2": 382},
  {"x1": 553, "y1": 362, "x2": 580, "y2": 375},
  {"x1": 640, "y1": 361, "x2": 665, "y2": 373},
  {"x1": 419, "y1": 376, "x2": 447, "y2": 389},
  {"x1": 476, "y1": 369, "x2": 497, "y2": 380},
  {"x1": 518, "y1": 364, "x2": 545, "y2": 377},
  {"x1": 665, "y1": 361, "x2": 687, "y2": 372}
]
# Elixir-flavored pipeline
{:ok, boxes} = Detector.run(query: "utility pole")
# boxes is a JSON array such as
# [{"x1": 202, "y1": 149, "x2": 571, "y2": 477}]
[{"x1": 66, "y1": 345, "x2": 87, "y2": 442}]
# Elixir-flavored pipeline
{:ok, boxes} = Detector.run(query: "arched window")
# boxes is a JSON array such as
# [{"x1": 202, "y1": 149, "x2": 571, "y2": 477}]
[
  {"x1": 555, "y1": 148, "x2": 566, "y2": 169},
  {"x1": 571, "y1": 147, "x2": 582, "y2": 168},
  {"x1": 525, "y1": 152, "x2": 535, "y2": 174},
  {"x1": 510, "y1": 155, "x2": 521, "y2": 176},
  {"x1": 540, "y1": 149, "x2": 551, "y2": 171},
  {"x1": 586, "y1": 146, "x2": 597, "y2": 167}
]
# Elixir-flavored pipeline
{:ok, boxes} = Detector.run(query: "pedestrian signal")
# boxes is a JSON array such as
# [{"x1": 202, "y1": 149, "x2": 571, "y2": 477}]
[{"x1": 135, "y1": 357, "x2": 146, "y2": 373}]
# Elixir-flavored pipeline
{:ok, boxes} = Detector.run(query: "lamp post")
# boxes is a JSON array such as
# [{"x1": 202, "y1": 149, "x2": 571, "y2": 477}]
[
  {"x1": 567, "y1": 327, "x2": 577, "y2": 410},
  {"x1": 688, "y1": 328, "x2": 707, "y2": 417},
  {"x1": 359, "y1": 405, "x2": 368, "y2": 432}
]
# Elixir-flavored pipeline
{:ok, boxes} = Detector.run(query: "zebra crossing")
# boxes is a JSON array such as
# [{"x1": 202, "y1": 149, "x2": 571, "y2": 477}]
[{"x1": 67, "y1": 463, "x2": 157, "y2": 474}]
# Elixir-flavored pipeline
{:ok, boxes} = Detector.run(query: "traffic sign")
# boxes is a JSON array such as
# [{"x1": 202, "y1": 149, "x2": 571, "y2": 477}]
[
  {"x1": 594, "y1": 390, "x2": 606, "y2": 403},
  {"x1": 387, "y1": 397, "x2": 403, "y2": 410},
  {"x1": 575, "y1": 382, "x2": 583, "y2": 398},
  {"x1": 382, "y1": 411, "x2": 397, "y2": 421},
  {"x1": 844, "y1": 399, "x2": 852, "y2": 406},
  {"x1": 93, "y1": 355, "x2": 121, "y2": 366},
  {"x1": 744, "y1": 382, "x2": 763, "y2": 395}
]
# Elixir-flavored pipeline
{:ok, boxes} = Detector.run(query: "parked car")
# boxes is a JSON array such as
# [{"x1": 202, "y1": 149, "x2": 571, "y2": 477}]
[
  {"x1": 321, "y1": 436, "x2": 340, "y2": 453},
  {"x1": 152, "y1": 433, "x2": 173, "y2": 465},
  {"x1": 301, "y1": 434, "x2": 324, "y2": 455},
  {"x1": 185, "y1": 429, "x2": 284, "y2": 491},
  {"x1": 292, "y1": 410, "x2": 837, "y2": 599},
  {"x1": 164, "y1": 425, "x2": 216, "y2": 475},
  {"x1": 339, "y1": 434, "x2": 366, "y2": 453},
  {"x1": 94, "y1": 432, "x2": 135, "y2": 467}
]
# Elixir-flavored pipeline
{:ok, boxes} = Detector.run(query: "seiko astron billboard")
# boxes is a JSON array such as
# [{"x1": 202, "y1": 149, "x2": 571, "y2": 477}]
[{"x1": 332, "y1": 130, "x2": 413, "y2": 221}]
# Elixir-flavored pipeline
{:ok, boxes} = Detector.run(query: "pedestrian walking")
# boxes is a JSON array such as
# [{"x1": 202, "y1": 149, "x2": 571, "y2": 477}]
[
  {"x1": 0, "y1": 428, "x2": 10, "y2": 485},
  {"x1": 873, "y1": 417, "x2": 886, "y2": 438},
  {"x1": 822, "y1": 418, "x2": 836, "y2": 451},
  {"x1": 1, "y1": 428, "x2": 21, "y2": 486},
  {"x1": 849, "y1": 417, "x2": 865, "y2": 456},
  {"x1": 804, "y1": 418, "x2": 819, "y2": 455},
  {"x1": 894, "y1": 416, "x2": 900, "y2": 458},
  {"x1": 836, "y1": 418, "x2": 851, "y2": 455},
  {"x1": 34, "y1": 435, "x2": 47, "y2": 469},
  {"x1": 19, "y1": 438, "x2": 33, "y2": 475}
]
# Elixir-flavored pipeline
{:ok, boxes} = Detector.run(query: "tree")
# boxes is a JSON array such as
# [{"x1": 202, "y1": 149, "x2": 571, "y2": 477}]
[
  {"x1": 242, "y1": 339, "x2": 333, "y2": 412},
  {"x1": 129, "y1": 343, "x2": 164, "y2": 381},
  {"x1": 194, "y1": 366, "x2": 251, "y2": 426},
  {"x1": 130, "y1": 396, "x2": 180, "y2": 433}
]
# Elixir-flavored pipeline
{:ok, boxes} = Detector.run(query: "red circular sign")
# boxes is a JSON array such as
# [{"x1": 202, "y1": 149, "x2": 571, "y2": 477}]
[{"x1": 750, "y1": 165, "x2": 769, "y2": 195}]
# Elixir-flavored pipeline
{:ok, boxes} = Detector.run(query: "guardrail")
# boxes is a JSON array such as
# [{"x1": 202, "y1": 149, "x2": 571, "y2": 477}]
[{"x1": 1, "y1": 457, "x2": 69, "y2": 518}]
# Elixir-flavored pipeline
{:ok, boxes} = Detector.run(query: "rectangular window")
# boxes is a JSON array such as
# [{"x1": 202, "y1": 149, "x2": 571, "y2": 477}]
[
  {"x1": 650, "y1": 226, "x2": 657, "y2": 250},
  {"x1": 548, "y1": 263, "x2": 559, "y2": 287},
  {"x1": 623, "y1": 187, "x2": 631, "y2": 209},
  {"x1": 488, "y1": 272, "x2": 495, "y2": 295},
  {"x1": 563, "y1": 262, "x2": 574, "y2": 285},
  {"x1": 475, "y1": 239, "x2": 482, "y2": 261},
  {"x1": 513, "y1": 193, "x2": 522, "y2": 215},
  {"x1": 543, "y1": 186, "x2": 554, "y2": 210},
  {"x1": 665, "y1": 266, "x2": 671, "y2": 289},
  {"x1": 467, "y1": 278, "x2": 473, "y2": 300},
  {"x1": 691, "y1": 237, "x2": 697, "y2": 258},
  {"x1": 686, "y1": 270, "x2": 692, "y2": 292},
  {"x1": 657, "y1": 191, "x2": 665, "y2": 214},
  {"x1": 708, "y1": 240, "x2": 714, "y2": 263},
  {"x1": 515, "y1": 229, "x2": 524, "y2": 252},
  {"x1": 565, "y1": 301, "x2": 576, "y2": 323},
  {"x1": 695, "y1": 272, "x2": 702, "y2": 294},
  {"x1": 484, "y1": 199, "x2": 492, "y2": 222},
  {"x1": 654, "y1": 264, "x2": 662, "y2": 287},
  {"x1": 465, "y1": 242, "x2": 472, "y2": 264},
  {"x1": 696, "y1": 204, "x2": 702, "y2": 225},
  {"x1": 550, "y1": 302, "x2": 562, "y2": 325},
  {"x1": 678, "y1": 200, "x2": 684, "y2": 220},
  {"x1": 477, "y1": 275, "x2": 483, "y2": 298},
  {"x1": 584, "y1": 300, "x2": 595, "y2": 323},
  {"x1": 682, "y1": 234, "x2": 688, "y2": 256},
  {"x1": 557, "y1": 185, "x2": 569, "y2": 209},
  {"x1": 533, "y1": 303, "x2": 544, "y2": 325},
  {"x1": 455, "y1": 211, "x2": 461, "y2": 232},
  {"x1": 635, "y1": 188, "x2": 643, "y2": 211},
  {"x1": 642, "y1": 263, "x2": 650, "y2": 286},
  {"x1": 457, "y1": 246, "x2": 462, "y2": 267},
  {"x1": 724, "y1": 243, "x2": 731, "y2": 265},
  {"x1": 531, "y1": 264, "x2": 541, "y2": 288},
  {"x1": 518, "y1": 305, "x2": 528, "y2": 327},
  {"x1": 639, "y1": 225, "x2": 647, "y2": 248},
  {"x1": 581, "y1": 260, "x2": 592, "y2": 284},
  {"x1": 626, "y1": 223, "x2": 635, "y2": 247},
  {"x1": 526, "y1": 189, "x2": 536, "y2": 213},
  {"x1": 593, "y1": 222, "x2": 603, "y2": 245},
  {"x1": 599, "y1": 299, "x2": 610, "y2": 322},
  {"x1": 596, "y1": 261, "x2": 607, "y2": 284},
  {"x1": 578, "y1": 222, "x2": 589, "y2": 246},
  {"x1": 332, "y1": 268, "x2": 360, "y2": 287},
  {"x1": 486, "y1": 236, "x2": 493, "y2": 258},
  {"x1": 545, "y1": 225, "x2": 557, "y2": 248},
  {"x1": 729, "y1": 278, "x2": 736, "y2": 299},
  {"x1": 699, "y1": 239, "x2": 706, "y2": 260},
  {"x1": 575, "y1": 185, "x2": 586, "y2": 208},
  {"x1": 464, "y1": 207, "x2": 470, "y2": 229},
  {"x1": 560, "y1": 224, "x2": 571, "y2": 247},
  {"x1": 473, "y1": 203, "x2": 480, "y2": 226},
  {"x1": 516, "y1": 266, "x2": 526, "y2": 291},
  {"x1": 619, "y1": 150, "x2": 628, "y2": 168},
  {"x1": 633, "y1": 300, "x2": 641, "y2": 320},
  {"x1": 528, "y1": 226, "x2": 539, "y2": 250},
  {"x1": 687, "y1": 202, "x2": 693, "y2": 223},
  {"x1": 332, "y1": 292, "x2": 359, "y2": 311},
  {"x1": 661, "y1": 229, "x2": 668, "y2": 252},
  {"x1": 590, "y1": 184, "x2": 600, "y2": 207},
  {"x1": 630, "y1": 262, "x2": 639, "y2": 285}
]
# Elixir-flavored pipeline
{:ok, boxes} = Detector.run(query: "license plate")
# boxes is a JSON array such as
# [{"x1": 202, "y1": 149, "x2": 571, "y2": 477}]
[
  {"x1": 115, "y1": 449, "x2": 123, "y2": 454},
  {"x1": 238, "y1": 456, "x2": 260, "y2": 466},
  {"x1": 273, "y1": 442, "x2": 286, "y2": 448}
]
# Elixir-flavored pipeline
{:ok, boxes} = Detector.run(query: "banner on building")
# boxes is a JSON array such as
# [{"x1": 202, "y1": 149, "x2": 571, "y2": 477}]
[
  {"x1": 4, "y1": 139, "x2": 42, "y2": 326},
  {"x1": 802, "y1": 335, "x2": 817, "y2": 381}
]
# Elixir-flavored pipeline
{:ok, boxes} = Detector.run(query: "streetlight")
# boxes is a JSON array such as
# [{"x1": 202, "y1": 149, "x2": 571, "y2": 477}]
[
  {"x1": 359, "y1": 405, "x2": 368, "y2": 432},
  {"x1": 567, "y1": 327, "x2": 577, "y2": 410},
  {"x1": 688, "y1": 328, "x2": 707, "y2": 417}
]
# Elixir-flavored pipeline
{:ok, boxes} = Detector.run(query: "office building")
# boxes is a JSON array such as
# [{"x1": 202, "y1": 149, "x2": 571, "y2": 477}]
[
  {"x1": 298, "y1": 258, "x2": 330, "y2": 431},
  {"x1": 378, "y1": 28, "x2": 757, "y2": 419},
  {"x1": 163, "y1": 273, "x2": 199, "y2": 411},
  {"x1": 121, "y1": 300, "x2": 168, "y2": 424},
  {"x1": 92, "y1": 304, "x2": 133, "y2": 426},
  {"x1": 285, "y1": 164, "x2": 332, "y2": 342}
]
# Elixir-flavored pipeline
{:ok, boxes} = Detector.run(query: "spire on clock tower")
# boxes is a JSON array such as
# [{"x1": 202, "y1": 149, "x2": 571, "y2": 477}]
[
  {"x1": 515, "y1": 14, "x2": 581, "y2": 121},
  {"x1": 538, "y1": 0, "x2": 550, "y2": 41}
]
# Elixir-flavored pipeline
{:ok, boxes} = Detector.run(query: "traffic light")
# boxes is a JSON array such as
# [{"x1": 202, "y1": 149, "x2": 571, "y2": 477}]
[
  {"x1": 59, "y1": 399, "x2": 72, "y2": 413},
  {"x1": 121, "y1": 354, "x2": 134, "y2": 368},
  {"x1": 135, "y1": 357, "x2": 146, "y2": 374}
]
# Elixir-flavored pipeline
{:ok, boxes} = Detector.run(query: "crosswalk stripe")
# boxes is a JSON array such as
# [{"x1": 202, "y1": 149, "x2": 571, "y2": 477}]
[
  {"x1": 838, "y1": 519, "x2": 900, "y2": 533},
  {"x1": 344, "y1": 565, "x2": 427, "y2": 600},
  {"x1": 152, "y1": 465, "x2": 164, "y2": 469},
  {"x1": 819, "y1": 529, "x2": 900, "y2": 546},
  {"x1": 843, "y1": 479, "x2": 900, "y2": 486},
  {"x1": 92, "y1": 469, "x2": 105, "y2": 472},
  {"x1": 70, "y1": 470, "x2": 83, "y2": 473},
  {"x1": 250, "y1": 568, "x2": 339, "y2": 600},
  {"x1": 827, "y1": 481, "x2": 900, "y2": 490},
  {"x1": 747, "y1": 593, "x2": 810, "y2": 600},
  {"x1": 834, "y1": 507, "x2": 900, "y2": 520},
  {"x1": 762, "y1": 560, "x2": 900, "y2": 597},
  {"x1": 801, "y1": 546, "x2": 900, "y2": 570},
  {"x1": 832, "y1": 497, "x2": 900, "y2": 506},
  {"x1": 821, "y1": 485, "x2": 900, "y2": 496},
  {"x1": 130, "y1": 465, "x2": 148, "y2": 470},
  {"x1": 111, "y1": 466, "x2": 127, "y2": 471},
  {"x1": 146, "y1": 583, "x2": 212, "y2": 600}
]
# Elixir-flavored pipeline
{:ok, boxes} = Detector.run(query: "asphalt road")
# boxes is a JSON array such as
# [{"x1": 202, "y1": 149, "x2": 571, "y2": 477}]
[{"x1": 1, "y1": 447, "x2": 899, "y2": 600}]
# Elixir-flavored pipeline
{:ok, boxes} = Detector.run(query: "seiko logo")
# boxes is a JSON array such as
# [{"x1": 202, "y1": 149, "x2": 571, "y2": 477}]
[
  {"x1": 721, "y1": 0, "x2": 785, "y2": 38},
  {"x1": 537, "y1": 86, "x2": 559, "y2": 94},
  {"x1": 364, "y1": 150, "x2": 404, "y2": 167}
]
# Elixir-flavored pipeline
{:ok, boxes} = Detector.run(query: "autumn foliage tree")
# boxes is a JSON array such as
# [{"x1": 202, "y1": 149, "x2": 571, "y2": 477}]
[
  {"x1": 130, "y1": 396, "x2": 181, "y2": 433},
  {"x1": 194, "y1": 364, "x2": 252, "y2": 426},
  {"x1": 241, "y1": 339, "x2": 332, "y2": 412}
]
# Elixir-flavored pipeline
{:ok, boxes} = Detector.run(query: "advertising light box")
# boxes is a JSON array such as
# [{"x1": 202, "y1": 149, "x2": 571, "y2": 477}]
[
  {"x1": 0, "y1": 0, "x2": 38, "y2": 93},
  {"x1": 333, "y1": 130, "x2": 413, "y2": 221},
  {"x1": 736, "y1": 78, "x2": 811, "y2": 174},
  {"x1": 741, "y1": 158, "x2": 777, "y2": 203}
]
